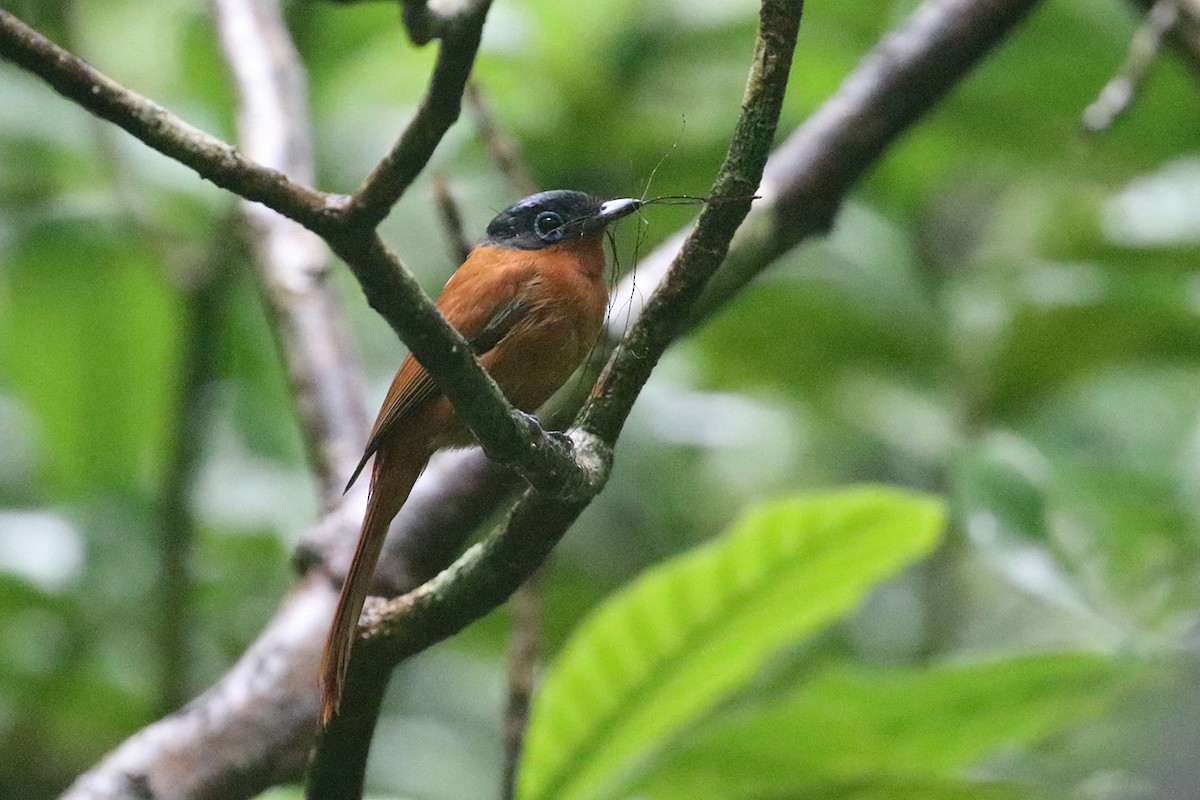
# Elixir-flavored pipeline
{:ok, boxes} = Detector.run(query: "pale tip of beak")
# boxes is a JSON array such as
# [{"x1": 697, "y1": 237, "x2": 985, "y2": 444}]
[{"x1": 598, "y1": 198, "x2": 641, "y2": 220}]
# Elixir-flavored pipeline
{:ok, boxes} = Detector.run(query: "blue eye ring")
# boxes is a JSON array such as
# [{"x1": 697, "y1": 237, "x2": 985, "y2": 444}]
[{"x1": 534, "y1": 210, "x2": 566, "y2": 242}]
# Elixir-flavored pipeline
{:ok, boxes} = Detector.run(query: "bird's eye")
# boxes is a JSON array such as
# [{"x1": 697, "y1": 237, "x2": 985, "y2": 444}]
[{"x1": 533, "y1": 211, "x2": 565, "y2": 242}]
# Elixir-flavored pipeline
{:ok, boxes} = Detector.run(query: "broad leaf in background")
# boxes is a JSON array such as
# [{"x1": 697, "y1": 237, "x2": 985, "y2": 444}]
[
  {"x1": 631, "y1": 652, "x2": 1132, "y2": 800},
  {"x1": 753, "y1": 778, "x2": 1043, "y2": 800},
  {"x1": 518, "y1": 487, "x2": 946, "y2": 800}
]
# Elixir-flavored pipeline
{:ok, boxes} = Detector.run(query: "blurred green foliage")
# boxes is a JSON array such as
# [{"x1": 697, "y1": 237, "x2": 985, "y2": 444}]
[
  {"x1": 521, "y1": 489, "x2": 947, "y2": 800},
  {"x1": 0, "y1": 0, "x2": 1198, "y2": 798}
]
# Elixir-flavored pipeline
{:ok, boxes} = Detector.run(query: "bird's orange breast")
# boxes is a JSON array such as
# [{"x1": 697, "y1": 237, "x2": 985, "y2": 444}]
[{"x1": 463, "y1": 239, "x2": 608, "y2": 412}]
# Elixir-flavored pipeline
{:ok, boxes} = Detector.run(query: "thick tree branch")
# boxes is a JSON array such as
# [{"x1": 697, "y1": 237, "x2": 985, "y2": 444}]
[
  {"x1": 60, "y1": 0, "x2": 1044, "y2": 796},
  {"x1": 213, "y1": 0, "x2": 372, "y2": 505}
]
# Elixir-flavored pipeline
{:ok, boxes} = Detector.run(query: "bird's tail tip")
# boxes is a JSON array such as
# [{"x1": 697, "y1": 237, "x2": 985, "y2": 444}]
[{"x1": 318, "y1": 621, "x2": 352, "y2": 726}]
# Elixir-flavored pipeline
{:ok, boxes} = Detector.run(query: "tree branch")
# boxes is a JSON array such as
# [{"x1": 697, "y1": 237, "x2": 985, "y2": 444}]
[
  {"x1": 154, "y1": 224, "x2": 239, "y2": 716},
  {"x1": 399, "y1": 0, "x2": 454, "y2": 46},
  {"x1": 0, "y1": 10, "x2": 339, "y2": 232},
  {"x1": 610, "y1": 0, "x2": 1044, "y2": 335},
  {"x1": 1084, "y1": 0, "x2": 1181, "y2": 132},
  {"x1": 213, "y1": 0, "x2": 372, "y2": 505},
  {"x1": 342, "y1": 0, "x2": 494, "y2": 228},
  {"x1": 579, "y1": 1, "x2": 797, "y2": 445},
  {"x1": 431, "y1": 174, "x2": 473, "y2": 264},
  {"x1": 500, "y1": 568, "x2": 542, "y2": 800},
  {"x1": 1128, "y1": 0, "x2": 1200, "y2": 76}
]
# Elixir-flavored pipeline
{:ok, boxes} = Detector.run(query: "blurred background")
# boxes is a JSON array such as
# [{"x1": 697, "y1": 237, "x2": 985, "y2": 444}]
[{"x1": 1, "y1": 0, "x2": 1199, "y2": 797}]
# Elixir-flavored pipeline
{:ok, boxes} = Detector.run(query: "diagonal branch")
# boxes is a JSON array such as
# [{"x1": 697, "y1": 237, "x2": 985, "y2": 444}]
[
  {"x1": 1128, "y1": 0, "x2": 1200, "y2": 76},
  {"x1": 343, "y1": 0, "x2": 494, "y2": 229},
  {"x1": 0, "y1": 10, "x2": 338, "y2": 231},
  {"x1": 611, "y1": 0, "x2": 1046, "y2": 333},
  {"x1": 466, "y1": 80, "x2": 539, "y2": 197},
  {"x1": 154, "y1": 224, "x2": 239, "y2": 716}
]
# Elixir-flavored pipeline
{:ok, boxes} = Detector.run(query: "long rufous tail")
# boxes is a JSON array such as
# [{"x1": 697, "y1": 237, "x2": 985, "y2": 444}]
[{"x1": 320, "y1": 443, "x2": 426, "y2": 724}]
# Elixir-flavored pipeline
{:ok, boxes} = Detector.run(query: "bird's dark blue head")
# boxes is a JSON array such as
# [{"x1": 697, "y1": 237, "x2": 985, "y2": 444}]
[{"x1": 485, "y1": 190, "x2": 641, "y2": 250}]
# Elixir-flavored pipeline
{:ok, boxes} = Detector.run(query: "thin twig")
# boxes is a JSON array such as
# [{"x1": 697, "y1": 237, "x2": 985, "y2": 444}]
[
  {"x1": 212, "y1": 0, "x2": 371, "y2": 505},
  {"x1": 344, "y1": 0, "x2": 494, "y2": 228},
  {"x1": 500, "y1": 570, "x2": 542, "y2": 800},
  {"x1": 466, "y1": 81, "x2": 539, "y2": 197},
  {"x1": 1128, "y1": 0, "x2": 1200, "y2": 76},
  {"x1": 156, "y1": 228, "x2": 240, "y2": 716},
  {"x1": 432, "y1": 173, "x2": 473, "y2": 263},
  {"x1": 1084, "y1": 0, "x2": 1180, "y2": 132}
]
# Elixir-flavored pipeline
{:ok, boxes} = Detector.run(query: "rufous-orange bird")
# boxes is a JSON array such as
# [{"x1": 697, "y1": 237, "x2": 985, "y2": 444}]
[{"x1": 321, "y1": 190, "x2": 641, "y2": 722}]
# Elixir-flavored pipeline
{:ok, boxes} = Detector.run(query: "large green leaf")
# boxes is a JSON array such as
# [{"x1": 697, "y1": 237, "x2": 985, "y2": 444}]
[
  {"x1": 632, "y1": 653, "x2": 1130, "y2": 800},
  {"x1": 767, "y1": 777, "x2": 1041, "y2": 800},
  {"x1": 518, "y1": 487, "x2": 946, "y2": 800}
]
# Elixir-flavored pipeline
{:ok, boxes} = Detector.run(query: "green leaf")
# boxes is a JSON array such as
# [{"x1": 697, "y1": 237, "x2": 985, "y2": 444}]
[
  {"x1": 632, "y1": 653, "x2": 1130, "y2": 800},
  {"x1": 765, "y1": 777, "x2": 1041, "y2": 800},
  {"x1": 519, "y1": 487, "x2": 946, "y2": 800}
]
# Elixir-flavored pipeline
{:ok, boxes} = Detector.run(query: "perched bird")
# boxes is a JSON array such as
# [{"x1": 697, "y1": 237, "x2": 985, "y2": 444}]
[{"x1": 321, "y1": 190, "x2": 641, "y2": 722}]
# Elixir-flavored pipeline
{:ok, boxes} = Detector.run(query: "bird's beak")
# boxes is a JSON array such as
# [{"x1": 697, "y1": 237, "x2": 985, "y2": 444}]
[{"x1": 585, "y1": 198, "x2": 641, "y2": 231}]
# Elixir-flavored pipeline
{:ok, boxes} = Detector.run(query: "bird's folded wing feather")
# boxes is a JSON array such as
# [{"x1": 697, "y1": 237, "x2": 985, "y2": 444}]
[{"x1": 343, "y1": 260, "x2": 538, "y2": 491}]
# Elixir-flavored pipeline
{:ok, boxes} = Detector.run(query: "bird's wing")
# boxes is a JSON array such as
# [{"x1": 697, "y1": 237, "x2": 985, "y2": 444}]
[{"x1": 343, "y1": 258, "x2": 538, "y2": 492}]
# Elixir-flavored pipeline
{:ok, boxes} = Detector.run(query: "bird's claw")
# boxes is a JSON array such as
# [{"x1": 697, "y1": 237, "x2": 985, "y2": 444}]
[{"x1": 517, "y1": 411, "x2": 573, "y2": 452}]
